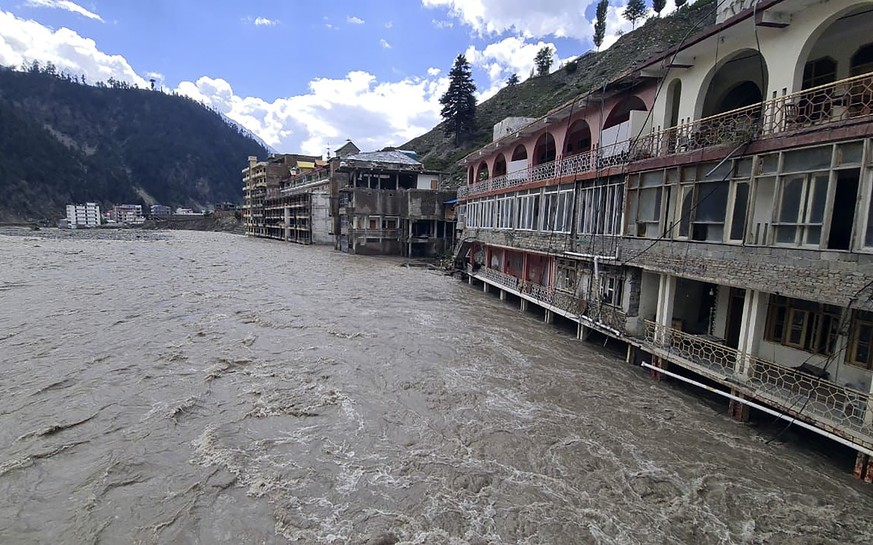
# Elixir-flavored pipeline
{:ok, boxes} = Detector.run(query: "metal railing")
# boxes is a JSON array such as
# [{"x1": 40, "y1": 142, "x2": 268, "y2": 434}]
[
  {"x1": 459, "y1": 71, "x2": 873, "y2": 201},
  {"x1": 477, "y1": 268, "x2": 627, "y2": 334},
  {"x1": 642, "y1": 320, "x2": 872, "y2": 445}
]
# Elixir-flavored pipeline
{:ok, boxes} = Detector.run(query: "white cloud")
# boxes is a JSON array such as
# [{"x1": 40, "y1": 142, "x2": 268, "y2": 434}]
[
  {"x1": 380, "y1": 38, "x2": 391, "y2": 49},
  {"x1": 25, "y1": 0, "x2": 103, "y2": 22},
  {"x1": 465, "y1": 37, "x2": 567, "y2": 87},
  {"x1": 347, "y1": 16, "x2": 365, "y2": 25},
  {"x1": 432, "y1": 19, "x2": 454, "y2": 29},
  {"x1": 0, "y1": 9, "x2": 146, "y2": 86},
  {"x1": 422, "y1": 0, "x2": 676, "y2": 42},
  {"x1": 174, "y1": 72, "x2": 448, "y2": 156},
  {"x1": 427, "y1": 67, "x2": 441, "y2": 76},
  {"x1": 253, "y1": 17, "x2": 279, "y2": 27}
]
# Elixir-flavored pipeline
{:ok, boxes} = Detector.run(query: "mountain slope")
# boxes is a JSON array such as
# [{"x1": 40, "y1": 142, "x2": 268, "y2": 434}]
[
  {"x1": 0, "y1": 67, "x2": 267, "y2": 221},
  {"x1": 402, "y1": 0, "x2": 717, "y2": 184}
]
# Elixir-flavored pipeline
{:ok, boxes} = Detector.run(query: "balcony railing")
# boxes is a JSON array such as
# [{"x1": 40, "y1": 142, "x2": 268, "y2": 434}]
[
  {"x1": 460, "y1": 72, "x2": 873, "y2": 201},
  {"x1": 642, "y1": 320, "x2": 873, "y2": 448},
  {"x1": 476, "y1": 268, "x2": 627, "y2": 334}
]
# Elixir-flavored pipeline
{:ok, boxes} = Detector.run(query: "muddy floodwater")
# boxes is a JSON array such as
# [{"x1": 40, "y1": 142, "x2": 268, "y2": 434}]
[{"x1": 1, "y1": 228, "x2": 872, "y2": 544}]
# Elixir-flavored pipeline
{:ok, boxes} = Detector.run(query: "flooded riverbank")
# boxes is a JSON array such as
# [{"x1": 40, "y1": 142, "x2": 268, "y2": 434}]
[{"x1": 1, "y1": 229, "x2": 871, "y2": 544}]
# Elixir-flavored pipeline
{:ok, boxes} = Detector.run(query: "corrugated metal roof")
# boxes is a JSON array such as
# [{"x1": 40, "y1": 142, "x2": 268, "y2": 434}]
[{"x1": 345, "y1": 150, "x2": 422, "y2": 166}]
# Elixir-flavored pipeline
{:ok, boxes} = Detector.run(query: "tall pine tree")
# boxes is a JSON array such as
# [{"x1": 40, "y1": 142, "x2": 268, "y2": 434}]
[
  {"x1": 439, "y1": 54, "x2": 477, "y2": 146},
  {"x1": 593, "y1": 0, "x2": 608, "y2": 51},
  {"x1": 534, "y1": 46, "x2": 554, "y2": 76},
  {"x1": 623, "y1": 0, "x2": 647, "y2": 29}
]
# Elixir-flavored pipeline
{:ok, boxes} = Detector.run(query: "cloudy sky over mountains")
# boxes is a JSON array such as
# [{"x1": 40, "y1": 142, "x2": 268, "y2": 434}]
[{"x1": 0, "y1": 0, "x2": 673, "y2": 155}]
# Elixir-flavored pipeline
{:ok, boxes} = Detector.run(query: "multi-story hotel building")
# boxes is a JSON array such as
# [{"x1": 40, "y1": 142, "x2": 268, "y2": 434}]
[{"x1": 456, "y1": 0, "x2": 873, "y2": 478}]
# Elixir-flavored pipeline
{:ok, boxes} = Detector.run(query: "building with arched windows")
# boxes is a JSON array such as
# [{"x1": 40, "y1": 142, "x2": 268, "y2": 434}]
[{"x1": 456, "y1": 0, "x2": 873, "y2": 479}]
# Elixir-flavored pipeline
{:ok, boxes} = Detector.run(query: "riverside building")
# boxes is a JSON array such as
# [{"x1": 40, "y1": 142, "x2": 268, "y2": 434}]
[
  {"x1": 65, "y1": 202, "x2": 101, "y2": 228},
  {"x1": 244, "y1": 145, "x2": 456, "y2": 257},
  {"x1": 456, "y1": 0, "x2": 873, "y2": 479}
]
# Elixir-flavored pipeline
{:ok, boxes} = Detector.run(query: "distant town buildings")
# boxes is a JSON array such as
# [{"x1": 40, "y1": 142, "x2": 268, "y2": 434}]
[
  {"x1": 65, "y1": 202, "x2": 101, "y2": 228},
  {"x1": 150, "y1": 204, "x2": 172, "y2": 217},
  {"x1": 111, "y1": 204, "x2": 145, "y2": 224}
]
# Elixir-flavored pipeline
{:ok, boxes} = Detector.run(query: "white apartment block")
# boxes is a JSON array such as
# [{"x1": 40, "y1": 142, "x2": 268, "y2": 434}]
[{"x1": 66, "y1": 203, "x2": 101, "y2": 228}]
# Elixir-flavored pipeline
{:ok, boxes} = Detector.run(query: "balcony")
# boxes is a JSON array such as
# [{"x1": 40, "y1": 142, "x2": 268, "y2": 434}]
[
  {"x1": 459, "y1": 72, "x2": 873, "y2": 201},
  {"x1": 639, "y1": 320, "x2": 873, "y2": 451},
  {"x1": 475, "y1": 267, "x2": 627, "y2": 334}
]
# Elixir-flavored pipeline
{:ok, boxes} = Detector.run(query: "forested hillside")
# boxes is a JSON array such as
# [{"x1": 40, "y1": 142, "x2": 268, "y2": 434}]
[
  {"x1": 0, "y1": 66, "x2": 267, "y2": 222},
  {"x1": 402, "y1": 0, "x2": 716, "y2": 184}
]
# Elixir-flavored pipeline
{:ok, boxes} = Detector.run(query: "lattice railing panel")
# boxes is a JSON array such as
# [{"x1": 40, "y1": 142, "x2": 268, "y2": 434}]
[
  {"x1": 748, "y1": 357, "x2": 872, "y2": 437},
  {"x1": 642, "y1": 320, "x2": 873, "y2": 441}
]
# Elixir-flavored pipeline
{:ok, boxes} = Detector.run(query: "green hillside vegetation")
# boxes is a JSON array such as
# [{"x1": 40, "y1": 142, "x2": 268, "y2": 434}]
[
  {"x1": 0, "y1": 65, "x2": 267, "y2": 222},
  {"x1": 402, "y1": 0, "x2": 716, "y2": 184}
]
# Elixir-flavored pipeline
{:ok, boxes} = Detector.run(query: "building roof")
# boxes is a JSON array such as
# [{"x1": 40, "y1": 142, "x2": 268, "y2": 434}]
[{"x1": 344, "y1": 150, "x2": 424, "y2": 167}]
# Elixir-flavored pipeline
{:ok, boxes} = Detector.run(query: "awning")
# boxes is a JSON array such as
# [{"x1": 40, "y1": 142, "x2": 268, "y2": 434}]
[{"x1": 297, "y1": 161, "x2": 316, "y2": 169}]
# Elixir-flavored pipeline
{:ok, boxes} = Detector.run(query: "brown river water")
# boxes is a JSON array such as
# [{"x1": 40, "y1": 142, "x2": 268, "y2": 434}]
[{"x1": 1, "y1": 228, "x2": 872, "y2": 544}]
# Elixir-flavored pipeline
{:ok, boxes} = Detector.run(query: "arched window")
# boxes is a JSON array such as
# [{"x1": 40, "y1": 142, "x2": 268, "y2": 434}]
[
  {"x1": 851, "y1": 43, "x2": 873, "y2": 76},
  {"x1": 563, "y1": 120, "x2": 591, "y2": 155},
  {"x1": 511, "y1": 145, "x2": 527, "y2": 162},
  {"x1": 803, "y1": 57, "x2": 836, "y2": 89},
  {"x1": 493, "y1": 154, "x2": 507, "y2": 177},
  {"x1": 476, "y1": 162, "x2": 489, "y2": 181},
  {"x1": 533, "y1": 133, "x2": 556, "y2": 165}
]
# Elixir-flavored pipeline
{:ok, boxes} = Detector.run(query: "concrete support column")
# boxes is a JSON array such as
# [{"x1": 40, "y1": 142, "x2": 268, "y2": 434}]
[
  {"x1": 468, "y1": 274, "x2": 474, "y2": 286},
  {"x1": 577, "y1": 323, "x2": 590, "y2": 341},
  {"x1": 284, "y1": 207, "x2": 291, "y2": 241},
  {"x1": 626, "y1": 344, "x2": 636, "y2": 365},
  {"x1": 544, "y1": 309, "x2": 554, "y2": 324},
  {"x1": 655, "y1": 274, "x2": 676, "y2": 345},
  {"x1": 649, "y1": 356, "x2": 669, "y2": 380},
  {"x1": 500, "y1": 289, "x2": 507, "y2": 301},
  {"x1": 520, "y1": 299, "x2": 528, "y2": 312},
  {"x1": 483, "y1": 282, "x2": 489, "y2": 294},
  {"x1": 735, "y1": 289, "x2": 768, "y2": 378},
  {"x1": 854, "y1": 453, "x2": 873, "y2": 483},
  {"x1": 728, "y1": 389, "x2": 751, "y2": 422}
]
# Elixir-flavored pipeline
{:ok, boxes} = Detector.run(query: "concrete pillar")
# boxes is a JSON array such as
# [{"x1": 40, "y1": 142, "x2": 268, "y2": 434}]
[
  {"x1": 577, "y1": 323, "x2": 591, "y2": 341},
  {"x1": 626, "y1": 344, "x2": 636, "y2": 364},
  {"x1": 735, "y1": 289, "x2": 768, "y2": 378},
  {"x1": 483, "y1": 282, "x2": 489, "y2": 294},
  {"x1": 728, "y1": 389, "x2": 751, "y2": 422},
  {"x1": 655, "y1": 274, "x2": 676, "y2": 345},
  {"x1": 854, "y1": 453, "x2": 873, "y2": 483},
  {"x1": 520, "y1": 299, "x2": 528, "y2": 312},
  {"x1": 544, "y1": 309, "x2": 554, "y2": 324},
  {"x1": 649, "y1": 355, "x2": 669, "y2": 380},
  {"x1": 284, "y1": 207, "x2": 291, "y2": 241},
  {"x1": 468, "y1": 274, "x2": 473, "y2": 286},
  {"x1": 500, "y1": 290, "x2": 507, "y2": 301}
]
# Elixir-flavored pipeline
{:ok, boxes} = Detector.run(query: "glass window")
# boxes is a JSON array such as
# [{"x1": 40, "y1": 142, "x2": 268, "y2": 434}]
[{"x1": 765, "y1": 295, "x2": 841, "y2": 357}]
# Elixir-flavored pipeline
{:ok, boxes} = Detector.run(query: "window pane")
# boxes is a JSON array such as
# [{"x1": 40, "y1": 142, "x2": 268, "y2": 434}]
[
  {"x1": 679, "y1": 187, "x2": 693, "y2": 237},
  {"x1": 807, "y1": 175, "x2": 829, "y2": 223},
  {"x1": 783, "y1": 146, "x2": 832, "y2": 172},
  {"x1": 639, "y1": 188, "x2": 661, "y2": 221},
  {"x1": 789, "y1": 311, "x2": 807, "y2": 345},
  {"x1": 805, "y1": 226, "x2": 822, "y2": 245},
  {"x1": 776, "y1": 226, "x2": 797, "y2": 243},
  {"x1": 730, "y1": 182, "x2": 750, "y2": 240},
  {"x1": 780, "y1": 178, "x2": 803, "y2": 222},
  {"x1": 696, "y1": 181, "x2": 729, "y2": 222},
  {"x1": 866, "y1": 190, "x2": 873, "y2": 247}
]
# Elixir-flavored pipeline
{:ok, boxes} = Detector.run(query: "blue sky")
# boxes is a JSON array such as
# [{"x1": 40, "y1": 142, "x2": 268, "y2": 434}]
[{"x1": 0, "y1": 0, "x2": 669, "y2": 155}]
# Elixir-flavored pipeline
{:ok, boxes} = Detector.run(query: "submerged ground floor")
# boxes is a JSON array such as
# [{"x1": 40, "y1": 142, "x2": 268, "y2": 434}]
[{"x1": 458, "y1": 244, "x2": 873, "y2": 480}]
